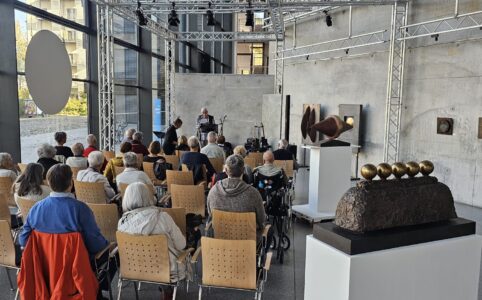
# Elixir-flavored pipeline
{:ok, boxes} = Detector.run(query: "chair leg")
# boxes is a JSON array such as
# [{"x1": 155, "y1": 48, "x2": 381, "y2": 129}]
[
  {"x1": 5, "y1": 268, "x2": 14, "y2": 291},
  {"x1": 198, "y1": 286, "x2": 202, "y2": 300},
  {"x1": 116, "y1": 278, "x2": 122, "y2": 300},
  {"x1": 172, "y1": 286, "x2": 177, "y2": 300},
  {"x1": 14, "y1": 288, "x2": 19, "y2": 300},
  {"x1": 133, "y1": 282, "x2": 139, "y2": 300}
]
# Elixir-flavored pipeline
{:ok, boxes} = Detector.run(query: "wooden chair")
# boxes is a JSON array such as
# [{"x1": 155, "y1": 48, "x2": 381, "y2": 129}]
[
  {"x1": 244, "y1": 157, "x2": 257, "y2": 170},
  {"x1": 170, "y1": 184, "x2": 205, "y2": 217},
  {"x1": 114, "y1": 166, "x2": 125, "y2": 177},
  {"x1": 274, "y1": 160, "x2": 295, "y2": 178},
  {"x1": 166, "y1": 170, "x2": 193, "y2": 193},
  {"x1": 17, "y1": 163, "x2": 27, "y2": 174},
  {"x1": 0, "y1": 197, "x2": 11, "y2": 226},
  {"x1": 247, "y1": 152, "x2": 264, "y2": 167},
  {"x1": 103, "y1": 150, "x2": 116, "y2": 162},
  {"x1": 175, "y1": 150, "x2": 188, "y2": 160},
  {"x1": 16, "y1": 197, "x2": 36, "y2": 224},
  {"x1": 70, "y1": 166, "x2": 85, "y2": 181},
  {"x1": 195, "y1": 237, "x2": 271, "y2": 299},
  {"x1": 118, "y1": 182, "x2": 129, "y2": 199},
  {"x1": 164, "y1": 155, "x2": 180, "y2": 171},
  {"x1": 116, "y1": 231, "x2": 193, "y2": 300},
  {"x1": 74, "y1": 180, "x2": 106, "y2": 204},
  {"x1": 0, "y1": 220, "x2": 20, "y2": 297},
  {"x1": 211, "y1": 210, "x2": 257, "y2": 241},
  {"x1": 0, "y1": 177, "x2": 16, "y2": 207},
  {"x1": 136, "y1": 153, "x2": 144, "y2": 169},
  {"x1": 160, "y1": 207, "x2": 186, "y2": 238},
  {"x1": 87, "y1": 203, "x2": 119, "y2": 243},
  {"x1": 142, "y1": 162, "x2": 165, "y2": 186},
  {"x1": 209, "y1": 157, "x2": 224, "y2": 174},
  {"x1": 181, "y1": 164, "x2": 207, "y2": 185}
]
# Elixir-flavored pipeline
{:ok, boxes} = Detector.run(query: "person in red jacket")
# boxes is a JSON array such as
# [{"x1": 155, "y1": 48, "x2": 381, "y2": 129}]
[
  {"x1": 83, "y1": 134, "x2": 99, "y2": 157},
  {"x1": 131, "y1": 131, "x2": 149, "y2": 156}
]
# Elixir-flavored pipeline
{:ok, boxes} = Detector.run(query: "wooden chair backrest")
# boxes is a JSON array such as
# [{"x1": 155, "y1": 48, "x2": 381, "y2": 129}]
[
  {"x1": 164, "y1": 155, "x2": 180, "y2": 171},
  {"x1": 201, "y1": 237, "x2": 256, "y2": 290},
  {"x1": 70, "y1": 166, "x2": 85, "y2": 181},
  {"x1": 87, "y1": 203, "x2": 119, "y2": 243},
  {"x1": 74, "y1": 180, "x2": 106, "y2": 204},
  {"x1": 176, "y1": 150, "x2": 188, "y2": 160},
  {"x1": 114, "y1": 166, "x2": 125, "y2": 177},
  {"x1": 0, "y1": 176, "x2": 15, "y2": 207},
  {"x1": 136, "y1": 154, "x2": 144, "y2": 169},
  {"x1": 244, "y1": 157, "x2": 257, "y2": 170},
  {"x1": 181, "y1": 164, "x2": 207, "y2": 184},
  {"x1": 103, "y1": 150, "x2": 116, "y2": 162},
  {"x1": 116, "y1": 231, "x2": 171, "y2": 284},
  {"x1": 142, "y1": 162, "x2": 163, "y2": 185},
  {"x1": 160, "y1": 207, "x2": 186, "y2": 238},
  {"x1": 0, "y1": 220, "x2": 16, "y2": 268},
  {"x1": 119, "y1": 183, "x2": 129, "y2": 198},
  {"x1": 166, "y1": 170, "x2": 193, "y2": 193},
  {"x1": 16, "y1": 197, "x2": 36, "y2": 224},
  {"x1": 209, "y1": 158, "x2": 224, "y2": 174},
  {"x1": 170, "y1": 184, "x2": 205, "y2": 217},
  {"x1": 247, "y1": 152, "x2": 263, "y2": 166},
  {"x1": 18, "y1": 163, "x2": 27, "y2": 174},
  {"x1": 0, "y1": 197, "x2": 11, "y2": 226},
  {"x1": 274, "y1": 160, "x2": 294, "y2": 178},
  {"x1": 212, "y1": 210, "x2": 257, "y2": 241}
]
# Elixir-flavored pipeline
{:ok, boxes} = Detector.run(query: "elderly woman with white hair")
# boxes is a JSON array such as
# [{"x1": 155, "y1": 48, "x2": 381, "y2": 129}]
[
  {"x1": 77, "y1": 151, "x2": 115, "y2": 202},
  {"x1": 0, "y1": 152, "x2": 18, "y2": 182},
  {"x1": 37, "y1": 143, "x2": 60, "y2": 179},
  {"x1": 118, "y1": 182, "x2": 186, "y2": 291},
  {"x1": 115, "y1": 152, "x2": 155, "y2": 194}
]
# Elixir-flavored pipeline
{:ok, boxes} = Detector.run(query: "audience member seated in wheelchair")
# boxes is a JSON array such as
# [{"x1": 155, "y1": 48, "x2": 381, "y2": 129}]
[{"x1": 253, "y1": 151, "x2": 288, "y2": 197}]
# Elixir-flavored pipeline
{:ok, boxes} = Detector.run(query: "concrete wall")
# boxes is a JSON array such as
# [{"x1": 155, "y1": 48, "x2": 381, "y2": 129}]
[
  {"x1": 275, "y1": 0, "x2": 482, "y2": 207},
  {"x1": 175, "y1": 74, "x2": 274, "y2": 146}
]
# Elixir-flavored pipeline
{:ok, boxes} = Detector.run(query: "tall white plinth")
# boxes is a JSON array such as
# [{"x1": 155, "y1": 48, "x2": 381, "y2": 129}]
[
  {"x1": 304, "y1": 234, "x2": 482, "y2": 300},
  {"x1": 293, "y1": 145, "x2": 351, "y2": 222}
]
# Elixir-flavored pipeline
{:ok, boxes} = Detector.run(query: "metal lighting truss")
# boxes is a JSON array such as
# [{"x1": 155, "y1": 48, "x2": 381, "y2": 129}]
[
  {"x1": 97, "y1": 4, "x2": 115, "y2": 151},
  {"x1": 165, "y1": 40, "x2": 176, "y2": 124},
  {"x1": 383, "y1": 1, "x2": 408, "y2": 163},
  {"x1": 398, "y1": 10, "x2": 482, "y2": 41},
  {"x1": 176, "y1": 31, "x2": 277, "y2": 41}
]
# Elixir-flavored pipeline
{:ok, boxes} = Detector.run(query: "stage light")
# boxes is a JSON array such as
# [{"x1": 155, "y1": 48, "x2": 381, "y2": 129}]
[
  {"x1": 136, "y1": 1, "x2": 148, "y2": 26},
  {"x1": 431, "y1": 34, "x2": 439, "y2": 42},
  {"x1": 206, "y1": 3, "x2": 215, "y2": 26},
  {"x1": 324, "y1": 11, "x2": 332, "y2": 27},
  {"x1": 168, "y1": 3, "x2": 180, "y2": 27},
  {"x1": 245, "y1": 0, "x2": 254, "y2": 27}
]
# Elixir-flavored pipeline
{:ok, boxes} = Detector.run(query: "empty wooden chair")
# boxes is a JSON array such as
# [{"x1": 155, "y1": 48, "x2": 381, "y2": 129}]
[
  {"x1": 244, "y1": 157, "x2": 257, "y2": 170},
  {"x1": 247, "y1": 152, "x2": 263, "y2": 167},
  {"x1": 16, "y1": 197, "x2": 36, "y2": 224},
  {"x1": 211, "y1": 210, "x2": 257, "y2": 241},
  {"x1": 0, "y1": 177, "x2": 15, "y2": 207},
  {"x1": 87, "y1": 203, "x2": 119, "y2": 243},
  {"x1": 116, "y1": 231, "x2": 192, "y2": 300},
  {"x1": 103, "y1": 150, "x2": 115, "y2": 162},
  {"x1": 170, "y1": 184, "x2": 205, "y2": 217},
  {"x1": 166, "y1": 170, "x2": 193, "y2": 193},
  {"x1": 164, "y1": 155, "x2": 180, "y2": 171},
  {"x1": 195, "y1": 237, "x2": 271, "y2": 299},
  {"x1": 74, "y1": 181, "x2": 106, "y2": 204},
  {"x1": 160, "y1": 207, "x2": 186, "y2": 238},
  {"x1": 17, "y1": 163, "x2": 27, "y2": 174},
  {"x1": 0, "y1": 220, "x2": 20, "y2": 296},
  {"x1": 209, "y1": 157, "x2": 224, "y2": 174},
  {"x1": 274, "y1": 160, "x2": 295, "y2": 178}
]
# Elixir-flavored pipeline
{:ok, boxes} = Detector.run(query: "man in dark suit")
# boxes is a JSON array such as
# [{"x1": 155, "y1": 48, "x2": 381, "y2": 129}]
[{"x1": 273, "y1": 139, "x2": 299, "y2": 170}]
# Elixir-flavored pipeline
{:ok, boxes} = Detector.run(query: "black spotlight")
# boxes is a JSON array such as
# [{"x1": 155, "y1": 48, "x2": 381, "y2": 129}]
[
  {"x1": 168, "y1": 3, "x2": 180, "y2": 27},
  {"x1": 324, "y1": 10, "x2": 332, "y2": 27},
  {"x1": 431, "y1": 34, "x2": 439, "y2": 42},
  {"x1": 206, "y1": 3, "x2": 215, "y2": 26},
  {"x1": 136, "y1": 1, "x2": 148, "y2": 26},
  {"x1": 245, "y1": 10, "x2": 254, "y2": 27}
]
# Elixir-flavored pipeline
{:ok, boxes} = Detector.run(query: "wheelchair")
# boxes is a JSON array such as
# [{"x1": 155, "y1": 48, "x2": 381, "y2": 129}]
[{"x1": 253, "y1": 169, "x2": 291, "y2": 264}]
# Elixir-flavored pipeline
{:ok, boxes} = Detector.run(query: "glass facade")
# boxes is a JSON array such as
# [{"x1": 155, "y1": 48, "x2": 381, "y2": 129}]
[{"x1": 19, "y1": 0, "x2": 86, "y2": 25}]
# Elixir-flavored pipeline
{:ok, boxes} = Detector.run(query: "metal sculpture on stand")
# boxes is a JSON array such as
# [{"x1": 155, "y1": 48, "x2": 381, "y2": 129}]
[{"x1": 309, "y1": 115, "x2": 353, "y2": 141}]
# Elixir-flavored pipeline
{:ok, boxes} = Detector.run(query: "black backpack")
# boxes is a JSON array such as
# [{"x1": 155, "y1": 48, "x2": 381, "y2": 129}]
[{"x1": 153, "y1": 160, "x2": 173, "y2": 180}]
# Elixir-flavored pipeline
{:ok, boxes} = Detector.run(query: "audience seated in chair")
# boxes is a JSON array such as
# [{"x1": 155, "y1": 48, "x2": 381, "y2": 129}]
[
  {"x1": 233, "y1": 145, "x2": 254, "y2": 184},
  {"x1": 273, "y1": 139, "x2": 299, "y2": 170},
  {"x1": 207, "y1": 155, "x2": 267, "y2": 244},
  {"x1": 0, "y1": 153, "x2": 18, "y2": 182},
  {"x1": 12, "y1": 163, "x2": 50, "y2": 204},
  {"x1": 254, "y1": 151, "x2": 288, "y2": 185},
  {"x1": 131, "y1": 131, "x2": 149, "y2": 156},
  {"x1": 121, "y1": 128, "x2": 136, "y2": 144},
  {"x1": 104, "y1": 142, "x2": 132, "y2": 183},
  {"x1": 54, "y1": 131, "x2": 74, "y2": 160},
  {"x1": 181, "y1": 136, "x2": 216, "y2": 183},
  {"x1": 118, "y1": 182, "x2": 186, "y2": 285},
  {"x1": 77, "y1": 151, "x2": 116, "y2": 202},
  {"x1": 201, "y1": 131, "x2": 225, "y2": 159},
  {"x1": 176, "y1": 135, "x2": 190, "y2": 152},
  {"x1": 217, "y1": 135, "x2": 233, "y2": 157},
  {"x1": 66, "y1": 143, "x2": 88, "y2": 169},
  {"x1": 36, "y1": 143, "x2": 60, "y2": 179},
  {"x1": 115, "y1": 152, "x2": 155, "y2": 194},
  {"x1": 144, "y1": 141, "x2": 163, "y2": 163}
]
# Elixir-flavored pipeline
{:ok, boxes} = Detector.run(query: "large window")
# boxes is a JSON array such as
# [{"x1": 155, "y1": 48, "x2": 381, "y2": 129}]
[
  {"x1": 113, "y1": 14, "x2": 138, "y2": 45},
  {"x1": 15, "y1": 10, "x2": 88, "y2": 162},
  {"x1": 152, "y1": 57, "x2": 166, "y2": 137},
  {"x1": 18, "y1": 0, "x2": 86, "y2": 25}
]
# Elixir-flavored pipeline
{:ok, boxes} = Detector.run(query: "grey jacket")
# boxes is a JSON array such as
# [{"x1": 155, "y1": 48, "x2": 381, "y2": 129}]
[{"x1": 207, "y1": 178, "x2": 266, "y2": 240}]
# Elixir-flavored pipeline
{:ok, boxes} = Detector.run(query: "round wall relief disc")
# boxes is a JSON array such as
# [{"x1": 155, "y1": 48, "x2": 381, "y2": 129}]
[{"x1": 25, "y1": 30, "x2": 72, "y2": 115}]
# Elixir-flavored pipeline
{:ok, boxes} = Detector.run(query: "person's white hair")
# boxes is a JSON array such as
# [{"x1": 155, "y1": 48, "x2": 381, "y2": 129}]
[
  {"x1": 86, "y1": 134, "x2": 97, "y2": 146},
  {"x1": 37, "y1": 143, "x2": 56, "y2": 159},
  {"x1": 188, "y1": 136, "x2": 200, "y2": 149},
  {"x1": 122, "y1": 182, "x2": 154, "y2": 212},
  {"x1": 71, "y1": 143, "x2": 84, "y2": 156},
  {"x1": 133, "y1": 131, "x2": 143, "y2": 141},
  {"x1": 278, "y1": 139, "x2": 289, "y2": 149},
  {"x1": 201, "y1": 107, "x2": 208, "y2": 114},
  {"x1": 207, "y1": 131, "x2": 217, "y2": 143},
  {"x1": 123, "y1": 152, "x2": 138, "y2": 168},
  {"x1": 125, "y1": 128, "x2": 136, "y2": 138},
  {"x1": 87, "y1": 151, "x2": 104, "y2": 168},
  {"x1": 0, "y1": 153, "x2": 13, "y2": 169}
]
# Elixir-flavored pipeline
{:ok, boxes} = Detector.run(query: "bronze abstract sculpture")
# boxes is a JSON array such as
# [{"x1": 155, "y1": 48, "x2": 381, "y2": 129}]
[
  {"x1": 301, "y1": 106, "x2": 311, "y2": 139},
  {"x1": 309, "y1": 115, "x2": 353, "y2": 140}
]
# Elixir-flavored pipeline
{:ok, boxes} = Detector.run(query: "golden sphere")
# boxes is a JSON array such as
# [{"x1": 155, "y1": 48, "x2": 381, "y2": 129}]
[
  {"x1": 406, "y1": 161, "x2": 420, "y2": 177},
  {"x1": 361, "y1": 164, "x2": 377, "y2": 180},
  {"x1": 377, "y1": 163, "x2": 392, "y2": 180},
  {"x1": 392, "y1": 162, "x2": 408, "y2": 179},
  {"x1": 419, "y1": 160, "x2": 434, "y2": 176}
]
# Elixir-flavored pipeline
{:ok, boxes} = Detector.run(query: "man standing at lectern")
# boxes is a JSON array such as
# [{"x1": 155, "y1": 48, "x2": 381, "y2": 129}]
[{"x1": 196, "y1": 107, "x2": 215, "y2": 146}]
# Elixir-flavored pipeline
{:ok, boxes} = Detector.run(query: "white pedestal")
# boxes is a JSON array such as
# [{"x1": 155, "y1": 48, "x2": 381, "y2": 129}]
[
  {"x1": 293, "y1": 145, "x2": 351, "y2": 222},
  {"x1": 305, "y1": 234, "x2": 482, "y2": 300}
]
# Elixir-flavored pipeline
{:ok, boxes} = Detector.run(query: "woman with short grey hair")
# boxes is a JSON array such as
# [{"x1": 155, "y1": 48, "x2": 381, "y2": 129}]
[
  {"x1": 0, "y1": 152, "x2": 18, "y2": 182},
  {"x1": 77, "y1": 151, "x2": 116, "y2": 202},
  {"x1": 118, "y1": 182, "x2": 186, "y2": 286},
  {"x1": 122, "y1": 152, "x2": 138, "y2": 168},
  {"x1": 36, "y1": 143, "x2": 59, "y2": 179},
  {"x1": 116, "y1": 152, "x2": 155, "y2": 194}
]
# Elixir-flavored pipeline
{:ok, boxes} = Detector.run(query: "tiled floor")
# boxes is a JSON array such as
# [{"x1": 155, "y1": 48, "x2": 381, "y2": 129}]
[{"x1": 1, "y1": 169, "x2": 482, "y2": 299}]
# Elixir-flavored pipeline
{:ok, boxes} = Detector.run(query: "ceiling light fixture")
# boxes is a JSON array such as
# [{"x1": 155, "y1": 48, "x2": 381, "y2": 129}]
[
  {"x1": 245, "y1": 0, "x2": 254, "y2": 27},
  {"x1": 206, "y1": 3, "x2": 215, "y2": 26},
  {"x1": 135, "y1": 1, "x2": 148, "y2": 26},
  {"x1": 168, "y1": 2, "x2": 180, "y2": 27},
  {"x1": 324, "y1": 10, "x2": 332, "y2": 27}
]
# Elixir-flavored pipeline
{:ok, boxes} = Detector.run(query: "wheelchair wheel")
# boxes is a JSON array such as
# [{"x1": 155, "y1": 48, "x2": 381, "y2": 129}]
[
  {"x1": 281, "y1": 233, "x2": 290, "y2": 251},
  {"x1": 270, "y1": 236, "x2": 277, "y2": 250}
]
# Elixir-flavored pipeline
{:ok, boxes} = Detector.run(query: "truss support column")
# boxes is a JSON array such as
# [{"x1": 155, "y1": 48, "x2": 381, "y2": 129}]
[
  {"x1": 274, "y1": 40, "x2": 284, "y2": 94},
  {"x1": 97, "y1": 4, "x2": 115, "y2": 151},
  {"x1": 383, "y1": 1, "x2": 408, "y2": 163},
  {"x1": 165, "y1": 39, "x2": 176, "y2": 124}
]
